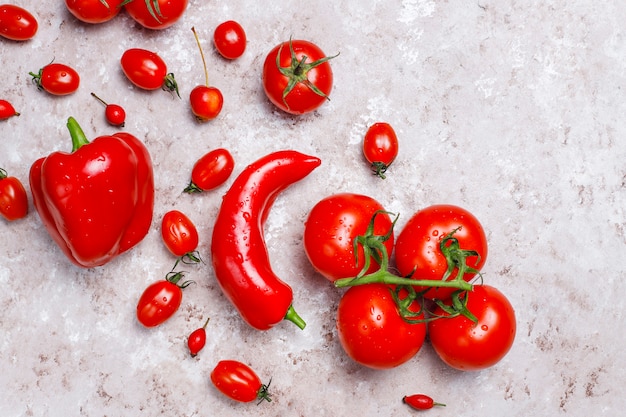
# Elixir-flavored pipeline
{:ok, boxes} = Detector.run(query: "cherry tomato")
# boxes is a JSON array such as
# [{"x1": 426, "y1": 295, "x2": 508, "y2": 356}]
[
  {"x1": 213, "y1": 20, "x2": 246, "y2": 60},
  {"x1": 0, "y1": 168, "x2": 28, "y2": 221},
  {"x1": 394, "y1": 204, "x2": 488, "y2": 300},
  {"x1": 262, "y1": 39, "x2": 336, "y2": 115},
  {"x1": 125, "y1": 0, "x2": 187, "y2": 30},
  {"x1": 29, "y1": 63, "x2": 80, "y2": 96},
  {"x1": 65, "y1": 0, "x2": 124, "y2": 24},
  {"x1": 120, "y1": 48, "x2": 179, "y2": 96},
  {"x1": 336, "y1": 283, "x2": 426, "y2": 369},
  {"x1": 0, "y1": 4, "x2": 38, "y2": 41},
  {"x1": 0, "y1": 100, "x2": 19, "y2": 120},
  {"x1": 303, "y1": 193, "x2": 395, "y2": 282},
  {"x1": 428, "y1": 285, "x2": 516, "y2": 371},
  {"x1": 91, "y1": 92, "x2": 126, "y2": 127},
  {"x1": 363, "y1": 122, "x2": 399, "y2": 179},
  {"x1": 403, "y1": 394, "x2": 445, "y2": 410},
  {"x1": 184, "y1": 148, "x2": 234, "y2": 193},
  {"x1": 161, "y1": 210, "x2": 199, "y2": 259},
  {"x1": 136, "y1": 271, "x2": 191, "y2": 327},
  {"x1": 189, "y1": 27, "x2": 223, "y2": 121},
  {"x1": 187, "y1": 317, "x2": 209, "y2": 357},
  {"x1": 210, "y1": 360, "x2": 272, "y2": 403}
]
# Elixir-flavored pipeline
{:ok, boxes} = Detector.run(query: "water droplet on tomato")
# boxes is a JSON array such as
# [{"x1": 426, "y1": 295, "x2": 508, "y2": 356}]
[
  {"x1": 242, "y1": 212, "x2": 251, "y2": 221},
  {"x1": 432, "y1": 230, "x2": 439, "y2": 237},
  {"x1": 481, "y1": 325, "x2": 489, "y2": 331}
]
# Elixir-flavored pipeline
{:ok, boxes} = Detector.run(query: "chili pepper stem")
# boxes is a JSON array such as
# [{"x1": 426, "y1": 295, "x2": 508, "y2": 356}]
[
  {"x1": 284, "y1": 305, "x2": 306, "y2": 330},
  {"x1": 66, "y1": 117, "x2": 90, "y2": 152}
]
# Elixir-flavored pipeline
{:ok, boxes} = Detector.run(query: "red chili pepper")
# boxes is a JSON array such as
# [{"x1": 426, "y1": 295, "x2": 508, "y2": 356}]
[
  {"x1": 210, "y1": 150, "x2": 321, "y2": 330},
  {"x1": 29, "y1": 117, "x2": 154, "y2": 268},
  {"x1": 403, "y1": 394, "x2": 446, "y2": 410}
]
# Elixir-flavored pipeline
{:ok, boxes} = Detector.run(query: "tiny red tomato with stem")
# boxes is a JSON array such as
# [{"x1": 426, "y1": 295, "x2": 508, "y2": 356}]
[
  {"x1": 213, "y1": 20, "x2": 246, "y2": 60},
  {"x1": 91, "y1": 92, "x2": 126, "y2": 127},
  {"x1": 403, "y1": 394, "x2": 446, "y2": 410},
  {"x1": 189, "y1": 26, "x2": 223, "y2": 122},
  {"x1": 161, "y1": 209, "x2": 201, "y2": 263},
  {"x1": 29, "y1": 63, "x2": 80, "y2": 96},
  {"x1": 184, "y1": 148, "x2": 234, "y2": 193},
  {"x1": 136, "y1": 269, "x2": 193, "y2": 327},
  {"x1": 211, "y1": 360, "x2": 272, "y2": 403},
  {"x1": 0, "y1": 168, "x2": 29, "y2": 221},
  {"x1": 363, "y1": 122, "x2": 399, "y2": 179},
  {"x1": 120, "y1": 48, "x2": 179, "y2": 97},
  {"x1": 0, "y1": 100, "x2": 19, "y2": 120},
  {"x1": 187, "y1": 317, "x2": 210, "y2": 357}
]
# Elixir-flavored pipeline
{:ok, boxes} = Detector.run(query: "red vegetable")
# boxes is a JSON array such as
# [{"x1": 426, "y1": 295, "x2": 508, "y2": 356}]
[
  {"x1": 213, "y1": 20, "x2": 246, "y2": 60},
  {"x1": 120, "y1": 48, "x2": 179, "y2": 96},
  {"x1": 184, "y1": 148, "x2": 234, "y2": 193},
  {"x1": 29, "y1": 117, "x2": 154, "y2": 268},
  {"x1": 91, "y1": 92, "x2": 126, "y2": 127},
  {"x1": 211, "y1": 360, "x2": 271, "y2": 403},
  {"x1": 189, "y1": 27, "x2": 223, "y2": 122},
  {"x1": 65, "y1": 0, "x2": 124, "y2": 24},
  {"x1": 0, "y1": 4, "x2": 38, "y2": 41},
  {"x1": 403, "y1": 394, "x2": 445, "y2": 410},
  {"x1": 161, "y1": 209, "x2": 200, "y2": 261},
  {"x1": 0, "y1": 99, "x2": 19, "y2": 120},
  {"x1": 362, "y1": 122, "x2": 399, "y2": 179},
  {"x1": 29, "y1": 63, "x2": 80, "y2": 96},
  {"x1": 136, "y1": 271, "x2": 191, "y2": 327},
  {"x1": 124, "y1": 0, "x2": 187, "y2": 30},
  {"x1": 211, "y1": 150, "x2": 321, "y2": 330},
  {"x1": 187, "y1": 317, "x2": 210, "y2": 357},
  {"x1": 0, "y1": 168, "x2": 28, "y2": 221}
]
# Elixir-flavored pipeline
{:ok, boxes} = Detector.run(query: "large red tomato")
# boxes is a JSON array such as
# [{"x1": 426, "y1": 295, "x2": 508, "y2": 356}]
[
  {"x1": 394, "y1": 204, "x2": 487, "y2": 300},
  {"x1": 65, "y1": 0, "x2": 124, "y2": 24},
  {"x1": 124, "y1": 0, "x2": 187, "y2": 30}
]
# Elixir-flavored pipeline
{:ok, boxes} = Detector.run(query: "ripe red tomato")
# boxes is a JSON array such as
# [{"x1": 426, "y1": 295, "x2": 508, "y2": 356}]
[
  {"x1": 262, "y1": 39, "x2": 336, "y2": 115},
  {"x1": 120, "y1": 48, "x2": 179, "y2": 95},
  {"x1": 394, "y1": 204, "x2": 488, "y2": 300},
  {"x1": 65, "y1": 0, "x2": 124, "y2": 24},
  {"x1": 29, "y1": 63, "x2": 80, "y2": 96},
  {"x1": 189, "y1": 85, "x2": 223, "y2": 121},
  {"x1": 403, "y1": 394, "x2": 445, "y2": 410},
  {"x1": 161, "y1": 210, "x2": 199, "y2": 258},
  {"x1": 336, "y1": 283, "x2": 426, "y2": 369},
  {"x1": 428, "y1": 285, "x2": 516, "y2": 371},
  {"x1": 363, "y1": 122, "x2": 399, "y2": 179},
  {"x1": 0, "y1": 4, "x2": 38, "y2": 41},
  {"x1": 187, "y1": 317, "x2": 210, "y2": 357},
  {"x1": 303, "y1": 193, "x2": 394, "y2": 282},
  {"x1": 0, "y1": 100, "x2": 19, "y2": 120},
  {"x1": 0, "y1": 168, "x2": 28, "y2": 221},
  {"x1": 136, "y1": 272, "x2": 190, "y2": 327},
  {"x1": 125, "y1": 0, "x2": 187, "y2": 30},
  {"x1": 211, "y1": 360, "x2": 271, "y2": 403},
  {"x1": 91, "y1": 92, "x2": 126, "y2": 127},
  {"x1": 213, "y1": 20, "x2": 246, "y2": 60},
  {"x1": 184, "y1": 148, "x2": 234, "y2": 193}
]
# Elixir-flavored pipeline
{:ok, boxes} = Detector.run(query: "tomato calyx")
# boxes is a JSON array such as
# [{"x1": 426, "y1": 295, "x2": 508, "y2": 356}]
[
  {"x1": 121, "y1": 0, "x2": 163, "y2": 23},
  {"x1": 163, "y1": 72, "x2": 180, "y2": 98},
  {"x1": 256, "y1": 378, "x2": 273, "y2": 404},
  {"x1": 276, "y1": 38, "x2": 338, "y2": 111},
  {"x1": 28, "y1": 67, "x2": 46, "y2": 92}
]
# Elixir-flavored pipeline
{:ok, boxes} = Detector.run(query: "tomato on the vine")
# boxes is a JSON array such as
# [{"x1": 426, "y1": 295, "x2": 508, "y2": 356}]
[
  {"x1": 0, "y1": 168, "x2": 28, "y2": 221},
  {"x1": 428, "y1": 285, "x2": 516, "y2": 371},
  {"x1": 65, "y1": 0, "x2": 124, "y2": 24},
  {"x1": 304, "y1": 193, "x2": 395, "y2": 282},
  {"x1": 363, "y1": 122, "x2": 399, "y2": 179},
  {"x1": 0, "y1": 4, "x2": 38, "y2": 41},
  {"x1": 184, "y1": 148, "x2": 234, "y2": 193},
  {"x1": 262, "y1": 39, "x2": 336, "y2": 115},
  {"x1": 213, "y1": 20, "x2": 246, "y2": 60},
  {"x1": 124, "y1": 0, "x2": 187, "y2": 30},
  {"x1": 91, "y1": 92, "x2": 126, "y2": 127},
  {"x1": 161, "y1": 210, "x2": 199, "y2": 259},
  {"x1": 211, "y1": 360, "x2": 272, "y2": 403},
  {"x1": 29, "y1": 63, "x2": 80, "y2": 96},
  {"x1": 0, "y1": 100, "x2": 19, "y2": 120},
  {"x1": 189, "y1": 27, "x2": 223, "y2": 121},
  {"x1": 394, "y1": 204, "x2": 488, "y2": 300},
  {"x1": 120, "y1": 48, "x2": 179, "y2": 96},
  {"x1": 136, "y1": 271, "x2": 191, "y2": 327},
  {"x1": 336, "y1": 283, "x2": 426, "y2": 369}
]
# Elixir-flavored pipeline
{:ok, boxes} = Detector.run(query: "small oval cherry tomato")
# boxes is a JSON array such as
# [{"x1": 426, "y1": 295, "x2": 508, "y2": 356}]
[
  {"x1": 136, "y1": 272, "x2": 191, "y2": 327},
  {"x1": 403, "y1": 394, "x2": 445, "y2": 410},
  {"x1": 91, "y1": 92, "x2": 126, "y2": 127},
  {"x1": 0, "y1": 100, "x2": 19, "y2": 120},
  {"x1": 0, "y1": 168, "x2": 28, "y2": 221},
  {"x1": 120, "y1": 48, "x2": 179, "y2": 96},
  {"x1": 211, "y1": 360, "x2": 272, "y2": 403},
  {"x1": 161, "y1": 210, "x2": 199, "y2": 259},
  {"x1": 187, "y1": 317, "x2": 210, "y2": 357},
  {"x1": 65, "y1": 0, "x2": 124, "y2": 24},
  {"x1": 213, "y1": 20, "x2": 246, "y2": 60},
  {"x1": 124, "y1": 0, "x2": 187, "y2": 30},
  {"x1": 184, "y1": 148, "x2": 234, "y2": 193},
  {"x1": 29, "y1": 63, "x2": 80, "y2": 96},
  {"x1": 0, "y1": 4, "x2": 38, "y2": 41},
  {"x1": 428, "y1": 285, "x2": 516, "y2": 371},
  {"x1": 363, "y1": 122, "x2": 399, "y2": 179}
]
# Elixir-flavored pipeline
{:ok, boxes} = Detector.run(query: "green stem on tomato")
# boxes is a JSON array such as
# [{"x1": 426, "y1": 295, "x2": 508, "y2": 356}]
[
  {"x1": 284, "y1": 305, "x2": 306, "y2": 330},
  {"x1": 66, "y1": 117, "x2": 90, "y2": 152}
]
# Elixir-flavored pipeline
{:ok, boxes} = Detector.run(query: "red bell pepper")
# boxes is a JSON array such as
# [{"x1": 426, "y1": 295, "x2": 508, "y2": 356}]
[{"x1": 29, "y1": 117, "x2": 154, "y2": 268}]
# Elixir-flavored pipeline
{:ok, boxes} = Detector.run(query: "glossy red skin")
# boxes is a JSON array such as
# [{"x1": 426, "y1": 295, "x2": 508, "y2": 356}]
[
  {"x1": 29, "y1": 121, "x2": 154, "y2": 268},
  {"x1": 363, "y1": 122, "x2": 399, "y2": 166},
  {"x1": 187, "y1": 322, "x2": 207, "y2": 356},
  {"x1": 104, "y1": 103, "x2": 126, "y2": 126},
  {"x1": 0, "y1": 170, "x2": 28, "y2": 221},
  {"x1": 394, "y1": 204, "x2": 487, "y2": 300},
  {"x1": 120, "y1": 48, "x2": 167, "y2": 90},
  {"x1": 161, "y1": 209, "x2": 199, "y2": 257},
  {"x1": 190, "y1": 85, "x2": 223, "y2": 121},
  {"x1": 0, "y1": 100, "x2": 18, "y2": 120},
  {"x1": 211, "y1": 360, "x2": 264, "y2": 403},
  {"x1": 65, "y1": 0, "x2": 123, "y2": 24},
  {"x1": 211, "y1": 151, "x2": 321, "y2": 330},
  {"x1": 213, "y1": 20, "x2": 246, "y2": 59},
  {"x1": 34, "y1": 63, "x2": 80, "y2": 96},
  {"x1": 303, "y1": 193, "x2": 394, "y2": 282},
  {"x1": 403, "y1": 394, "x2": 438, "y2": 410},
  {"x1": 125, "y1": 0, "x2": 187, "y2": 30},
  {"x1": 262, "y1": 40, "x2": 333, "y2": 115},
  {"x1": 0, "y1": 4, "x2": 38, "y2": 41},
  {"x1": 336, "y1": 283, "x2": 426, "y2": 369},
  {"x1": 136, "y1": 280, "x2": 182, "y2": 327},
  {"x1": 428, "y1": 285, "x2": 516, "y2": 371},
  {"x1": 189, "y1": 148, "x2": 234, "y2": 191}
]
